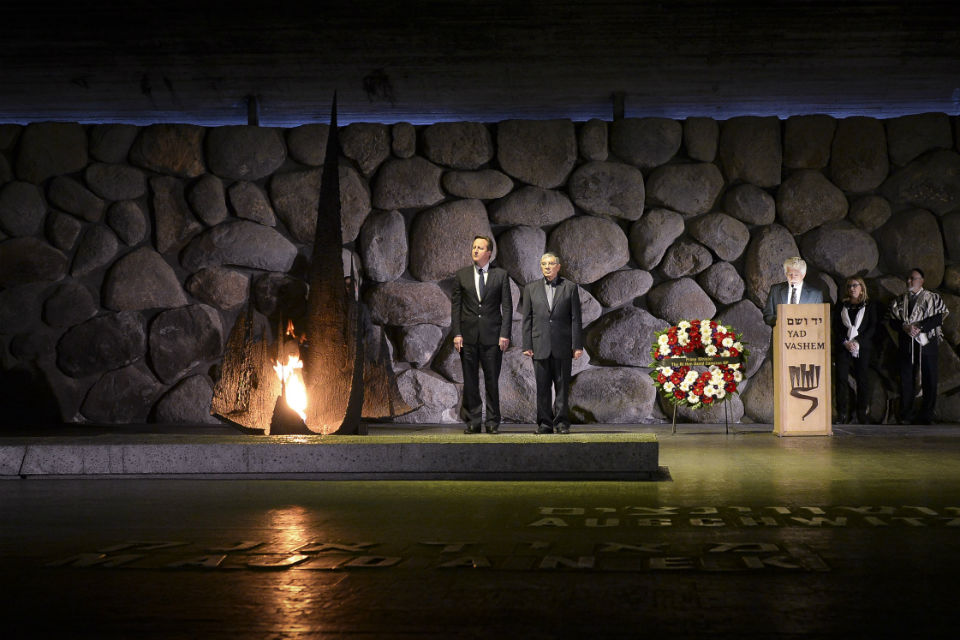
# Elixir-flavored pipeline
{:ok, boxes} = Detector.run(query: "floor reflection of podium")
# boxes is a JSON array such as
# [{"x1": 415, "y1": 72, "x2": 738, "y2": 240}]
[{"x1": 773, "y1": 303, "x2": 832, "y2": 436}]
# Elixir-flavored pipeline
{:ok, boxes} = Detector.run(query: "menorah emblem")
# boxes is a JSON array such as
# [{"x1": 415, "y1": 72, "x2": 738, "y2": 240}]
[{"x1": 789, "y1": 364, "x2": 821, "y2": 420}]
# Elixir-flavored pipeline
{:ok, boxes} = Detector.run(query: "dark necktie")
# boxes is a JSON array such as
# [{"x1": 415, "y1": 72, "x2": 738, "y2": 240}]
[
  {"x1": 547, "y1": 280, "x2": 556, "y2": 309},
  {"x1": 477, "y1": 267, "x2": 485, "y2": 299},
  {"x1": 789, "y1": 286, "x2": 798, "y2": 305}
]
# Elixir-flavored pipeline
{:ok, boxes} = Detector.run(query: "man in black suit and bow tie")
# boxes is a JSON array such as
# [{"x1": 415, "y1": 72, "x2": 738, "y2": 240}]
[
  {"x1": 763, "y1": 256, "x2": 825, "y2": 326},
  {"x1": 451, "y1": 235, "x2": 513, "y2": 434},
  {"x1": 521, "y1": 252, "x2": 583, "y2": 434}
]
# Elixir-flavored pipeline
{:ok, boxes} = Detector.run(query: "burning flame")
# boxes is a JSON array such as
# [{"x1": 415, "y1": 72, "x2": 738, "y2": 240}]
[{"x1": 274, "y1": 354, "x2": 308, "y2": 422}]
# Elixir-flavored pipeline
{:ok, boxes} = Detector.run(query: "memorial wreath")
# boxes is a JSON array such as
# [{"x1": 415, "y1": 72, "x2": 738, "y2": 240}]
[{"x1": 649, "y1": 319, "x2": 749, "y2": 409}]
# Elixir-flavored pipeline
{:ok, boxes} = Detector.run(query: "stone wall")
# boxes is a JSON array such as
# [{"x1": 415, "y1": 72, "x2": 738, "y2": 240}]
[{"x1": 1, "y1": 114, "x2": 959, "y2": 428}]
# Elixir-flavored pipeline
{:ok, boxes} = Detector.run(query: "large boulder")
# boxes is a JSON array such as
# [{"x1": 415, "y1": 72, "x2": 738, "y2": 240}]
[
  {"x1": 944, "y1": 211, "x2": 960, "y2": 262},
  {"x1": 498, "y1": 348, "x2": 537, "y2": 424},
  {"x1": 45, "y1": 212, "x2": 82, "y2": 252},
  {"x1": 106, "y1": 201, "x2": 147, "y2": 246},
  {"x1": 593, "y1": 269, "x2": 653, "y2": 308},
  {"x1": 88, "y1": 124, "x2": 139, "y2": 164},
  {"x1": 43, "y1": 283, "x2": 98, "y2": 329},
  {"x1": 646, "y1": 162, "x2": 724, "y2": 217},
  {"x1": 829, "y1": 116, "x2": 888, "y2": 192},
  {"x1": 688, "y1": 212, "x2": 750, "y2": 262},
  {"x1": 228, "y1": 181, "x2": 276, "y2": 226},
  {"x1": 409, "y1": 199, "x2": 491, "y2": 281},
  {"x1": 683, "y1": 117, "x2": 719, "y2": 162},
  {"x1": 71, "y1": 226, "x2": 119, "y2": 277},
  {"x1": 579, "y1": 119, "x2": 608, "y2": 161},
  {"x1": 783, "y1": 115, "x2": 836, "y2": 169},
  {"x1": 365, "y1": 281, "x2": 451, "y2": 326},
  {"x1": 151, "y1": 175, "x2": 202, "y2": 253},
  {"x1": 489, "y1": 186, "x2": 575, "y2": 226},
  {"x1": 395, "y1": 324, "x2": 444, "y2": 367},
  {"x1": 743, "y1": 224, "x2": 801, "y2": 308},
  {"x1": 876, "y1": 208, "x2": 945, "y2": 288},
  {"x1": 570, "y1": 367, "x2": 658, "y2": 423},
  {"x1": 48, "y1": 176, "x2": 106, "y2": 222},
  {"x1": 496, "y1": 225, "x2": 546, "y2": 287},
  {"x1": 340, "y1": 123, "x2": 391, "y2": 176},
  {"x1": 880, "y1": 149, "x2": 960, "y2": 216},
  {"x1": 359, "y1": 210, "x2": 408, "y2": 283},
  {"x1": 585, "y1": 306, "x2": 668, "y2": 366},
  {"x1": 698, "y1": 261, "x2": 746, "y2": 306},
  {"x1": 0, "y1": 181, "x2": 46, "y2": 237},
  {"x1": 800, "y1": 221, "x2": 879, "y2": 279},
  {"x1": 442, "y1": 169, "x2": 513, "y2": 199},
  {"x1": 392, "y1": 369, "x2": 459, "y2": 424},
  {"x1": 885, "y1": 112, "x2": 952, "y2": 167},
  {"x1": 153, "y1": 375, "x2": 219, "y2": 424},
  {"x1": 372, "y1": 157, "x2": 445, "y2": 210},
  {"x1": 206, "y1": 126, "x2": 286, "y2": 181},
  {"x1": 80, "y1": 363, "x2": 163, "y2": 424},
  {"x1": 723, "y1": 183, "x2": 776, "y2": 225},
  {"x1": 270, "y1": 165, "x2": 371, "y2": 243},
  {"x1": 422, "y1": 122, "x2": 494, "y2": 169},
  {"x1": 629, "y1": 208, "x2": 685, "y2": 270},
  {"x1": 776, "y1": 170, "x2": 848, "y2": 235},
  {"x1": 180, "y1": 220, "x2": 298, "y2": 272},
  {"x1": 84, "y1": 163, "x2": 148, "y2": 201},
  {"x1": 185, "y1": 267, "x2": 250, "y2": 310},
  {"x1": 497, "y1": 119, "x2": 577, "y2": 188},
  {"x1": 186, "y1": 174, "x2": 229, "y2": 226},
  {"x1": 15, "y1": 122, "x2": 88, "y2": 184},
  {"x1": 286, "y1": 124, "x2": 329, "y2": 166},
  {"x1": 718, "y1": 116, "x2": 782, "y2": 187},
  {"x1": 57, "y1": 311, "x2": 147, "y2": 378},
  {"x1": 741, "y1": 356, "x2": 774, "y2": 424},
  {"x1": 659, "y1": 239, "x2": 713, "y2": 279},
  {"x1": 610, "y1": 118, "x2": 682, "y2": 169},
  {"x1": 647, "y1": 278, "x2": 716, "y2": 325},
  {"x1": 548, "y1": 216, "x2": 629, "y2": 284},
  {"x1": 0, "y1": 238, "x2": 68, "y2": 287},
  {"x1": 569, "y1": 161, "x2": 645, "y2": 221},
  {"x1": 129, "y1": 124, "x2": 206, "y2": 178},
  {"x1": 103, "y1": 248, "x2": 188, "y2": 311},
  {"x1": 391, "y1": 122, "x2": 416, "y2": 159},
  {"x1": 148, "y1": 304, "x2": 223, "y2": 384},
  {"x1": 848, "y1": 195, "x2": 892, "y2": 232}
]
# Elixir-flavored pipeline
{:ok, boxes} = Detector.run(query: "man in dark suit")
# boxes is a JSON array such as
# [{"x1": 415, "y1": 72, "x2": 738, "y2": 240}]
[
  {"x1": 521, "y1": 252, "x2": 583, "y2": 434},
  {"x1": 763, "y1": 256, "x2": 825, "y2": 326},
  {"x1": 451, "y1": 235, "x2": 512, "y2": 434}
]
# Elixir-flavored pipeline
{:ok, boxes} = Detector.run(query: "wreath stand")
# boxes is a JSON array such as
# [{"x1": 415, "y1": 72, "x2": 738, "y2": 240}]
[{"x1": 670, "y1": 397, "x2": 734, "y2": 435}]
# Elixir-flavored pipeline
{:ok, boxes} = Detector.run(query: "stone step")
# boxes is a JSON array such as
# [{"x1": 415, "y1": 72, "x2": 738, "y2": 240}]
[{"x1": 0, "y1": 433, "x2": 659, "y2": 481}]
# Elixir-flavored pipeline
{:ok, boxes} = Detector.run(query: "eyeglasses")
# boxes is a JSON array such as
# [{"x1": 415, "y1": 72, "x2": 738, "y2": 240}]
[
  {"x1": 540, "y1": 261, "x2": 558, "y2": 267},
  {"x1": 847, "y1": 283, "x2": 861, "y2": 288}
]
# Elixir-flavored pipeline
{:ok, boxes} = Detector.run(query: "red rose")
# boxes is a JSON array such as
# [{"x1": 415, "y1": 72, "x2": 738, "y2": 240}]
[
  {"x1": 703, "y1": 396, "x2": 713, "y2": 404},
  {"x1": 725, "y1": 382, "x2": 737, "y2": 392},
  {"x1": 674, "y1": 390, "x2": 686, "y2": 399}
]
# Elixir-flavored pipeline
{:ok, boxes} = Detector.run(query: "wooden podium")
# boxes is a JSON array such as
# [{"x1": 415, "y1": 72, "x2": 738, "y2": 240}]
[{"x1": 773, "y1": 303, "x2": 832, "y2": 436}]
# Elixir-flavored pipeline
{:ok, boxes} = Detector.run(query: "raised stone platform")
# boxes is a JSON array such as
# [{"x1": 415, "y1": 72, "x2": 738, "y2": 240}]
[{"x1": 0, "y1": 432, "x2": 660, "y2": 481}]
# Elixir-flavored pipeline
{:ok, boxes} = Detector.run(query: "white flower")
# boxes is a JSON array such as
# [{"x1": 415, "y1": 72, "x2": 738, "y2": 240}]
[
  {"x1": 722, "y1": 337, "x2": 734, "y2": 347},
  {"x1": 678, "y1": 320, "x2": 690, "y2": 329},
  {"x1": 705, "y1": 345, "x2": 718, "y2": 356},
  {"x1": 721, "y1": 350, "x2": 731, "y2": 357},
  {"x1": 734, "y1": 371, "x2": 743, "y2": 382},
  {"x1": 733, "y1": 342, "x2": 743, "y2": 351},
  {"x1": 679, "y1": 381, "x2": 691, "y2": 391},
  {"x1": 716, "y1": 388, "x2": 726, "y2": 399},
  {"x1": 730, "y1": 363, "x2": 740, "y2": 370},
  {"x1": 701, "y1": 319, "x2": 712, "y2": 326},
  {"x1": 659, "y1": 345, "x2": 671, "y2": 356},
  {"x1": 661, "y1": 367, "x2": 674, "y2": 377},
  {"x1": 658, "y1": 334, "x2": 669, "y2": 345},
  {"x1": 663, "y1": 382, "x2": 675, "y2": 392},
  {"x1": 678, "y1": 334, "x2": 689, "y2": 346},
  {"x1": 703, "y1": 386, "x2": 716, "y2": 397}
]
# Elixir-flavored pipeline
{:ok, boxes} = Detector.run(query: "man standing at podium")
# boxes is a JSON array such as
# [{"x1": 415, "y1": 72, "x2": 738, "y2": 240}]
[
  {"x1": 763, "y1": 256, "x2": 825, "y2": 326},
  {"x1": 451, "y1": 235, "x2": 513, "y2": 434}
]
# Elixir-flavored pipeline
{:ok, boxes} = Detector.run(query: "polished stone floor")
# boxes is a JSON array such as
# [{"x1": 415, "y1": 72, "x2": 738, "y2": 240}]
[{"x1": 2, "y1": 423, "x2": 959, "y2": 638}]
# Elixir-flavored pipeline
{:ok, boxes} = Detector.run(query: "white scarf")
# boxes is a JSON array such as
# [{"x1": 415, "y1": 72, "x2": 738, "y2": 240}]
[{"x1": 840, "y1": 304, "x2": 866, "y2": 357}]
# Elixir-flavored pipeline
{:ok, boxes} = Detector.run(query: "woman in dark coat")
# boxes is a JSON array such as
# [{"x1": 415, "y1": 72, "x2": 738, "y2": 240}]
[{"x1": 834, "y1": 276, "x2": 878, "y2": 424}]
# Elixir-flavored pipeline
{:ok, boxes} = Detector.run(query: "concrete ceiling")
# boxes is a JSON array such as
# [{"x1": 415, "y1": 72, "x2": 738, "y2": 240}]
[{"x1": 2, "y1": 0, "x2": 959, "y2": 126}]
